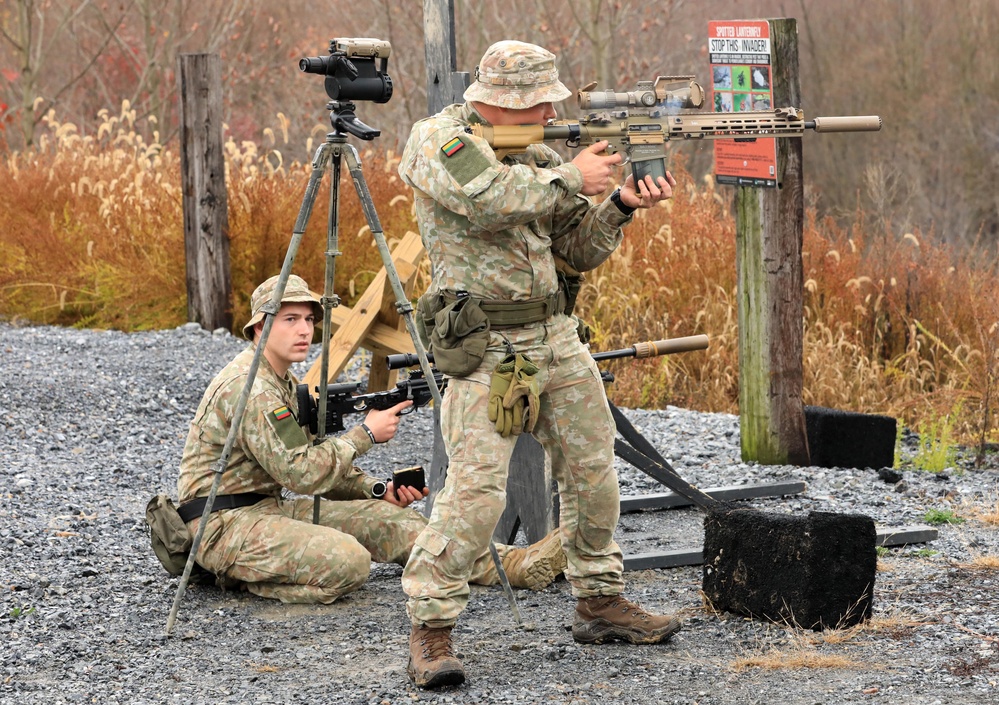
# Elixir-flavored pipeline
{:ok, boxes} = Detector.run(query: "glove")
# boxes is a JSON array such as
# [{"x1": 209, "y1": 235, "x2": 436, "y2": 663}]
[
  {"x1": 487, "y1": 354, "x2": 540, "y2": 437},
  {"x1": 488, "y1": 355, "x2": 518, "y2": 437},
  {"x1": 502, "y1": 353, "x2": 540, "y2": 435}
]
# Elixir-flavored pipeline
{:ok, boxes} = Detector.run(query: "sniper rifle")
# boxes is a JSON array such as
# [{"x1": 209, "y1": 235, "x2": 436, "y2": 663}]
[
  {"x1": 467, "y1": 75, "x2": 882, "y2": 182},
  {"x1": 300, "y1": 334, "x2": 710, "y2": 434}
]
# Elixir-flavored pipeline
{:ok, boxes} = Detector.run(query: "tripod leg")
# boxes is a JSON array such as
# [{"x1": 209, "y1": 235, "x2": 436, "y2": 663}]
[
  {"x1": 311, "y1": 140, "x2": 346, "y2": 525},
  {"x1": 341, "y1": 145, "x2": 522, "y2": 624},
  {"x1": 165, "y1": 142, "x2": 333, "y2": 635}
]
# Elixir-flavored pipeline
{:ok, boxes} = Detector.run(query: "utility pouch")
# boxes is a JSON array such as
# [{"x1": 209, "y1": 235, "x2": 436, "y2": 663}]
[
  {"x1": 146, "y1": 494, "x2": 193, "y2": 576},
  {"x1": 430, "y1": 294, "x2": 491, "y2": 377},
  {"x1": 414, "y1": 291, "x2": 442, "y2": 350}
]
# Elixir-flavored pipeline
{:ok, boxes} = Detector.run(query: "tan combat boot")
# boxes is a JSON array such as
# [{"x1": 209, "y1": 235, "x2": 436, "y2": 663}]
[
  {"x1": 572, "y1": 595, "x2": 683, "y2": 645},
  {"x1": 502, "y1": 529, "x2": 567, "y2": 590},
  {"x1": 407, "y1": 624, "x2": 465, "y2": 688}
]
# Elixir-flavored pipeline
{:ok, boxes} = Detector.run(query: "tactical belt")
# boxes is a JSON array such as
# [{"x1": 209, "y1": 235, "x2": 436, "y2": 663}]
[
  {"x1": 443, "y1": 290, "x2": 567, "y2": 327},
  {"x1": 177, "y1": 492, "x2": 270, "y2": 523}
]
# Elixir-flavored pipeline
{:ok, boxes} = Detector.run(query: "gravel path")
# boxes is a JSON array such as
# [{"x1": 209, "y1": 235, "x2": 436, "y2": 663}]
[{"x1": 2, "y1": 321, "x2": 998, "y2": 704}]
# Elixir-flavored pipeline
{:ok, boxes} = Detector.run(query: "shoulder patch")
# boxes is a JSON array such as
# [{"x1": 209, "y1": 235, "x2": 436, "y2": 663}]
[
  {"x1": 439, "y1": 135, "x2": 493, "y2": 187},
  {"x1": 266, "y1": 405, "x2": 308, "y2": 449}
]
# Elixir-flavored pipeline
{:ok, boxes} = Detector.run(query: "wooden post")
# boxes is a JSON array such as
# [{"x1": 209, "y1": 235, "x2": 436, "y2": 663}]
[
  {"x1": 423, "y1": 0, "x2": 470, "y2": 115},
  {"x1": 736, "y1": 19, "x2": 809, "y2": 465},
  {"x1": 178, "y1": 53, "x2": 232, "y2": 332}
]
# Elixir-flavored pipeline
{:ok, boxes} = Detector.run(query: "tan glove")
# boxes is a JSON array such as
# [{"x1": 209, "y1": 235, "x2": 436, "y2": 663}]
[
  {"x1": 488, "y1": 355, "x2": 518, "y2": 437},
  {"x1": 502, "y1": 353, "x2": 540, "y2": 435}
]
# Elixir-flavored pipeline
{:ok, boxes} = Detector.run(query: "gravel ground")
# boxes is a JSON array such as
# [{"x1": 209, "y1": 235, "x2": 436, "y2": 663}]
[{"x1": 2, "y1": 321, "x2": 998, "y2": 705}]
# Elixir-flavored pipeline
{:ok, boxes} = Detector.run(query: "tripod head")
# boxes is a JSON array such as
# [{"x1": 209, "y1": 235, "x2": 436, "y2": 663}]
[{"x1": 328, "y1": 100, "x2": 380, "y2": 140}]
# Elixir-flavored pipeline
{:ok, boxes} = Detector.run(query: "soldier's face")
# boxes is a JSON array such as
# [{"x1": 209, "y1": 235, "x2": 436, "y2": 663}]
[
  {"x1": 257, "y1": 302, "x2": 315, "y2": 374},
  {"x1": 493, "y1": 101, "x2": 557, "y2": 126}
]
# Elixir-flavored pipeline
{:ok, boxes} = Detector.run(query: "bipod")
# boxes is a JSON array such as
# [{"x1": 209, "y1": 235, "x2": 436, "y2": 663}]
[{"x1": 165, "y1": 100, "x2": 521, "y2": 635}]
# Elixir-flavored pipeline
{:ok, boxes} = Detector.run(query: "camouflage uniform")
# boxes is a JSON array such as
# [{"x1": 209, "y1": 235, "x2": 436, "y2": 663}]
[
  {"x1": 399, "y1": 42, "x2": 634, "y2": 627},
  {"x1": 177, "y1": 275, "x2": 515, "y2": 604}
]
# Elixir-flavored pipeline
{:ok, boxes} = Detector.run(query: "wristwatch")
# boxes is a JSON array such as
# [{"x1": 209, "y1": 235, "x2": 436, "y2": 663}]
[
  {"x1": 609, "y1": 188, "x2": 637, "y2": 216},
  {"x1": 370, "y1": 481, "x2": 387, "y2": 499}
]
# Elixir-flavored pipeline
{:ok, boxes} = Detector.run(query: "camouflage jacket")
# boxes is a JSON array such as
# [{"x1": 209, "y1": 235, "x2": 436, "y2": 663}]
[
  {"x1": 398, "y1": 102, "x2": 633, "y2": 301},
  {"x1": 177, "y1": 346, "x2": 377, "y2": 503}
]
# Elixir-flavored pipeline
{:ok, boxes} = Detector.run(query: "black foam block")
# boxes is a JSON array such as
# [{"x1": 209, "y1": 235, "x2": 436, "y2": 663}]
[
  {"x1": 804, "y1": 405, "x2": 896, "y2": 469},
  {"x1": 702, "y1": 508, "x2": 876, "y2": 629}
]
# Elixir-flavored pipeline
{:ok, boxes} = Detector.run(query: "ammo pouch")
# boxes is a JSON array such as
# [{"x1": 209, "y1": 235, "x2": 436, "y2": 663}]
[{"x1": 146, "y1": 494, "x2": 194, "y2": 576}]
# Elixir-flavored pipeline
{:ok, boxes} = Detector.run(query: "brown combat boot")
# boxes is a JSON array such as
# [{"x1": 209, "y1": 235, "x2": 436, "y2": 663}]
[
  {"x1": 572, "y1": 595, "x2": 683, "y2": 645},
  {"x1": 407, "y1": 624, "x2": 465, "y2": 688},
  {"x1": 501, "y1": 529, "x2": 567, "y2": 590}
]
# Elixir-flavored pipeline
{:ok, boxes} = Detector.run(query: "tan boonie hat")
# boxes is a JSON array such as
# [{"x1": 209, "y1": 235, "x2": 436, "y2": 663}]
[
  {"x1": 463, "y1": 40, "x2": 571, "y2": 109},
  {"x1": 242, "y1": 274, "x2": 322, "y2": 340}
]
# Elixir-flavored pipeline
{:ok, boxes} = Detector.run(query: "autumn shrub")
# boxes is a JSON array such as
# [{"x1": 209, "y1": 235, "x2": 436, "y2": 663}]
[{"x1": 2, "y1": 107, "x2": 998, "y2": 443}]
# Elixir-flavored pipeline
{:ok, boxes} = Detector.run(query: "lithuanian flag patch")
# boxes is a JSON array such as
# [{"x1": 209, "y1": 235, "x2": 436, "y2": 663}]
[
  {"x1": 441, "y1": 137, "x2": 465, "y2": 157},
  {"x1": 272, "y1": 406, "x2": 292, "y2": 421}
]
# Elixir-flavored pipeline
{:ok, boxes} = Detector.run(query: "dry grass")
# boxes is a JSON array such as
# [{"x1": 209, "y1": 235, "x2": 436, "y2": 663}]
[
  {"x1": 2, "y1": 107, "x2": 999, "y2": 440},
  {"x1": 964, "y1": 556, "x2": 999, "y2": 570},
  {"x1": 731, "y1": 649, "x2": 864, "y2": 672}
]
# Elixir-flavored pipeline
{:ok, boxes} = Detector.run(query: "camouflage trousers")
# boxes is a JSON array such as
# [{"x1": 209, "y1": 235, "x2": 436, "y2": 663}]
[
  {"x1": 403, "y1": 314, "x2": 624, "y2": 627},
  {"x1": 191, "y1": 496, "x2": 508, "y2": 604}
]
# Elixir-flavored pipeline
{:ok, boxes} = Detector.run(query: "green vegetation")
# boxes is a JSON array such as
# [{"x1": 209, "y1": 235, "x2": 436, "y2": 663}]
[{"x1": 923, "y1": 509, "x2": 966, "y2": 526}]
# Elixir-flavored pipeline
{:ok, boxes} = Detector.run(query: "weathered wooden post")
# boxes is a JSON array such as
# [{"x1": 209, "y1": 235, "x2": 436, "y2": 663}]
[
  {"x1": 178, "y1": 53, "x2": 232, "y2": 332},
  {"x1": 735, "y1": 19, "x2": 809, "y2": 465},
  {"x1": 420, "y1": 1, "x2": 554, "y2": 542}
]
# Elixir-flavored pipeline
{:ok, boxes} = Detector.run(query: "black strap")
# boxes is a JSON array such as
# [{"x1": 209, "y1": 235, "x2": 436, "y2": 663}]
[{"x1": 177, "y1": 492, "x2": 271, "y2": 523}]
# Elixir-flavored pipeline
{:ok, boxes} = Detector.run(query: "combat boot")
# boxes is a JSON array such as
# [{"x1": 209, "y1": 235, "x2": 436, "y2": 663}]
[
  {"x1": 572, "y1": 595, "x2": 682, "y2": 645},
  {"x1": 407, "y1": 624, "x2": 465, "y2": 688},
  {"x1": 502, "y1": 529, "x2": 567, "y2": 590}
]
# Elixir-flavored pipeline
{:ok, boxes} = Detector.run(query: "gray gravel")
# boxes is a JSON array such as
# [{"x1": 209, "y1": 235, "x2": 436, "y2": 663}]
[{"x1": 2, "y1": 321, "x2": 998, "y2": 704}]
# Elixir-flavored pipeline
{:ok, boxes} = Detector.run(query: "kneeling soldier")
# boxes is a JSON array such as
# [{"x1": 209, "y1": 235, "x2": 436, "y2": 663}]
[{"x1": 176, "y1": 273, "x2": 567, "y2": 604}]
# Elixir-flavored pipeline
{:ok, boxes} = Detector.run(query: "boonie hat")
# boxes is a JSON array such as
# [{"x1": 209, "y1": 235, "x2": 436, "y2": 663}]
[
  {"x1": 242, "y1": 274, "x2": 322, "y2": 340},
  {"x1": 463, "y1": 40, "x2": 571, "y2": 109}
]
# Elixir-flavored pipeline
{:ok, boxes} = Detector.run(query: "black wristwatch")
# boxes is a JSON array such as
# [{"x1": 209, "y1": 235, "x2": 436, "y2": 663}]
[
  {"x1": 370, "y1": 481, "x2": 387, "y2": 499},
  {"x1": 609, "y1": 188, "x2": 637, "y2": 216}
]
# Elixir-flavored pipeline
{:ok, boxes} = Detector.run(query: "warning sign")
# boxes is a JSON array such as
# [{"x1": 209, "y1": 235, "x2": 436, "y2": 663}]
[{"x1": 709, "y1": 19, "x2": 777, "y2": 187}]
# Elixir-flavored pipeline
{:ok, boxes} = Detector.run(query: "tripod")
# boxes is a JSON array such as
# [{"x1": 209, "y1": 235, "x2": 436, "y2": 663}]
[{"x1": 165, "y1": 100, "x2": 521, "y2": 634}]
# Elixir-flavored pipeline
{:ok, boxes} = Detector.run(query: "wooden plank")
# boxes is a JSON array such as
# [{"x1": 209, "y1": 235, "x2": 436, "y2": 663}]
[
  {"x1": 625, "y1": 548, "x2": 702, "y2": 571},
  {"x1": 366, "y1": 259, "x2": 417, "y2": 393},
  {"x1": 622, "y1": 525, "x2": 938, "y2": 571},
  {"x1": 876, "y1": 525, "x2": 939, "y2": 547},
  {"x1": 620, "y1": 481, "x2": 807, "y2": 513},
  {"x1": 324, "y1": 306, "x2": 415, "y2": 359},
  {"x1": 303, "y1": 231, "x2": 423, "y2": 389}
]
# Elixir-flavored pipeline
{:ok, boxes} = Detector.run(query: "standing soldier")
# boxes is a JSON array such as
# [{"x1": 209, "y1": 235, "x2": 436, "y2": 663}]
[
  {"x1": 176, "y1": 273, "x2": 567, "y2": 605},
  {"x1": 399, "y1": 40, "x2": 683, "y2": 688}
]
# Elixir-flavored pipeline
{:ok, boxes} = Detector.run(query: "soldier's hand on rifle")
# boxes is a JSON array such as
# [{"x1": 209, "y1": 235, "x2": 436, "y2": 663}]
[
  {"x1": 573, "y1": 141, "x2": 623, "y2": 196},
  {"x1": 363, "y1": 400, "x2": 413, "y2": 442},
  {"x1": 619, "y1": 171, "x2": 676, "y2": 210},
  {"x1": 384, "y1": 481, "x2": 430, "y2": 508}
]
